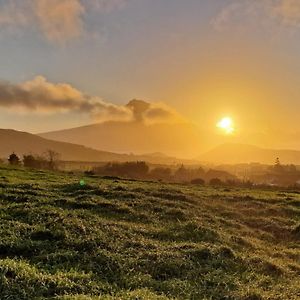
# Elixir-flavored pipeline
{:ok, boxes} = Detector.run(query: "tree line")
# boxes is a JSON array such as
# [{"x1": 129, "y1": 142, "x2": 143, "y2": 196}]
[
  {"x1": 90, "y1": 161, "x2": 239, "y2": 185},
  {"x1": 7, "y1": 150, "x2": 60, "y2": 170}
]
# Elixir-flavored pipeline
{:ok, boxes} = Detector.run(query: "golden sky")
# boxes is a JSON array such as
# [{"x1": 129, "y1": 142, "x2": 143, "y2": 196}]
[{"x1": 0, "y1": 0, "x2": 299, "y2": 152}]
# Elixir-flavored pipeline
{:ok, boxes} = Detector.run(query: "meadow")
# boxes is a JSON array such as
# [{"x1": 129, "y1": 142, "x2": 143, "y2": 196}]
[{"x1": 0, "y1": 165, "x2": 299, "y2": 300}]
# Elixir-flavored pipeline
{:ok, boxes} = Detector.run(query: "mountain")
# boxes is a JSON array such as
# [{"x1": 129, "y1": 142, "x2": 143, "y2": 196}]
[
  {"x1": 200, "y1": 143, "x2": 300, "y2": 165},
  {"x1": 40, "y1": 121, "x2": 204, "y2": 158},
  {"x1": 39, "y1": 99, "x2": 206, "y2": 158},
  {"x1": 0, "y1": 129, "x2": 127, "y2": 162},
  {"x1": 0, "y1": 129, "x2": 196, "y2": 165}
]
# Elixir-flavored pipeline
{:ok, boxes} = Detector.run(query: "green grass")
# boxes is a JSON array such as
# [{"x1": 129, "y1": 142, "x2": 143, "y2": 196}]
[{"x1": 0, "y1": 166, "x2": 299, "y2": 300}]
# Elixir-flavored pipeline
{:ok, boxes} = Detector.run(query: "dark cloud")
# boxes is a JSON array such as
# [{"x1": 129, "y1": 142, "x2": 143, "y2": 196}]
[
  {"x1": 126, "y1": 99, "x2": 150, "y2": 122},
  {"x1": 126, "y1": 99, "x2": 182, "y2": 124},
  {"x1": 0, "y1": 76, "x2": 132, "y2": 121},
  {"x1": 0, "y1": 76, "x2": 182, "y2": 124}
]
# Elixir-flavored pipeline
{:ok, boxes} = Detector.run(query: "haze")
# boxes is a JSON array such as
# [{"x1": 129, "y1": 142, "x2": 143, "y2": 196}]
[{"x1": 0, "y1": 0, "x2": 300, "y2": 158}]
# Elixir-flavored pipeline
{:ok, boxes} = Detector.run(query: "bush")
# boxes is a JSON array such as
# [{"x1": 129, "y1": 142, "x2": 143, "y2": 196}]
[
  {"x1": 94, "y1": 161, "x2": 149, "y2": 179},
  {"x1": 84, "y1": 170, "x2": 95, "y2": 176},
  {"x1": 209, "y1": 178, "x2": 223, "y2": 186},
  {"x1": 191, "y1": 178, "x2": 205, "y2": 185}
]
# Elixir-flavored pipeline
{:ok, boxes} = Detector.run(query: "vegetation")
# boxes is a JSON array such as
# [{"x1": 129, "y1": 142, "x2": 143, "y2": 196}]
[
  {"x1": 8, "y1": 153, "x2": 21, "y2": 166},
  {"x1": 23, "y1": 150, "x2": 60, "y2": 171},
  {"x1": 0, "y1": 165, "x2": 299, "y2": 299},
  {"x1": 93, "y1": 162, "x2": 236, "y2": 184},
  {"x1": 94, "y1": 161, "x2": 149, "y2": 179},
  {"x1": 190, "y1": 178, "x2": 205, "y2": 185}
]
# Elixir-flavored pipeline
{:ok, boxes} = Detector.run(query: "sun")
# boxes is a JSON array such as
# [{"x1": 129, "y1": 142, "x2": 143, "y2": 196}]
[{"x1": 217, "y1": 117, "x2": 235, "y2": 134}]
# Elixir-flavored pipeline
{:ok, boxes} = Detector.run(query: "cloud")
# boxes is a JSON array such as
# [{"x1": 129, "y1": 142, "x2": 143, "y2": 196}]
[
  {"x1": 0, "y1": 0, "x2": 129, "y2": 43},
  {"x1": 0, "y1": 76, "x2": 132, "y2": 122},
  {"x1": 90, "y1": 0, "x2": 128, "y2": 13},
  {"x1": 274, "y1": 0, "x2": 300, "y2": 26},
  {"x1": 0, "y1": 76, "x2": 182, "y2": 124},
  {"x1": 0, "y1": 0, "x2": 30, "y2": 28},
  {"x1": 212, "y1": 0, "x2": 300, "y2": 31},
  {"x1": 32, "y1": 0, "x2": 85, "y2": 44},
  {"x1": 144, "y1": 103, "x2": 183, "y2": 124},
  {"x1": 125, "y1": 99, "x2": 183, "y2": 124}
]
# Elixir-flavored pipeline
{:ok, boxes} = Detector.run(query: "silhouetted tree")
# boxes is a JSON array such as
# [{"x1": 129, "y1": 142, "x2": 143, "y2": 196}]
[
  {"x1": 273, "y1": 157, "x2": 284, "y2": 173},
  {"x1": 149, "y1": 167, "x2": 172, "y2": 181},
  {"x1": 23, "y1": 154, "x2": 48, "y2": 169},
  {"x1": 174, "y1": 165, "x2": 189, "y2": 181},
  {"x1": 8, "y1": 153, "x2": 20, "y2": 166},
  {"x1": 23, "y1": 155, "x2": 37, "y2": 168},
  {"x1": 44, "y1": 150, "x2": 60, "y2": 170},
  {"x1": 95, "y1": 161, "x2": 149, "y2": 179}
]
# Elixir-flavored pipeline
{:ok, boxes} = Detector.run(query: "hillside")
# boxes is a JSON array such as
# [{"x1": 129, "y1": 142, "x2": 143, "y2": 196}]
[
  {"x1": 0, "y1": 166, "x2": 299, "y2": 299},
  {"x1": 200, "y1": 143, "x2": 300, "y2": 165},
  {"x1": 39, "y1": 121, "x2": 204, "y2": 159},
  {"x1": 0, "y1": 129, "x2": 194, "y2": 165}
]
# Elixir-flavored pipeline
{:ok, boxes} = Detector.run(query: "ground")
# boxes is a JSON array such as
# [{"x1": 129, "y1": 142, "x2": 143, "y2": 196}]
[{"x1": 0, "y1": 165, "x2": 299, "y2": 300}]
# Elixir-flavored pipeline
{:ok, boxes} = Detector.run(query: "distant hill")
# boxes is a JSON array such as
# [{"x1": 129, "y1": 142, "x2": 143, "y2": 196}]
[
  {"x1": 39, "y1": 100, "x2": 204, "y2": 158},
  {"x1": 200, "y1": 143, "x2": 300, "y2": 165},
  {"x1": 0, "y1": 128, "x2": 195, "y2": 165}
]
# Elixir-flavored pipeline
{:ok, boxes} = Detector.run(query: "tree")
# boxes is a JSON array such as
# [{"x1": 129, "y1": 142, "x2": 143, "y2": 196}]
[
  {"x1": 149, "y1": 167, "x2": 172, "y2": 181},
  {"x1": 44, "y1": 150, "x2": 60, "y2": 170},
  {"x1": 174, "y1": 165, "x2": 189, "y2": 181},
  {"x1": 121, "y1": 161, "x2": 149, "y2": 178},
  {"x1": 23, "y1": 154, "x2": 37, "y2": 168},
  {"x1": 23, "y1": 154, "x2": 48, "y2": 169},
  {"x1": 8, "y1": 153, "x2": 20, "y2": 166},
  {"x1": 95, "y1": 161, "x2": 149, "y2": 179},
  {"x1": 274, "y1": 157, "x2": 284, "y2": 173}
]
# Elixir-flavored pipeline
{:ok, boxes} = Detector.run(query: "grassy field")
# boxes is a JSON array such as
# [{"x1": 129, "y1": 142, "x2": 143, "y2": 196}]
[{"x1": 0, "y1": 165, "x2": 299, "y2": 300}]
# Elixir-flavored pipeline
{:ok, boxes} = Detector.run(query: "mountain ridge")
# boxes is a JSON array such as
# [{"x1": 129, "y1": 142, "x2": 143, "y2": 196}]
[
  {"x1": 39, "y1": 120, "x2": 204, "y2": 158},
  {"x1": 0, "y1": 128, "x2": 197, "y2": 165}
]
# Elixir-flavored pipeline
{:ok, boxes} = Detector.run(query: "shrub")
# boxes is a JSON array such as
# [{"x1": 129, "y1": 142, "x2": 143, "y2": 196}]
[
  {"x1": 84, "y1": 170, "x2": 95, "y2": 176},
  {"x1": 191, "y1": 178, "x2": 205, "y2": 185},
  {"x1": 209, "y1": 178, "x2": 223, "y2": 186},
  {"x1": 94, "y1": 161, "x2": 149, "y2": 179}
]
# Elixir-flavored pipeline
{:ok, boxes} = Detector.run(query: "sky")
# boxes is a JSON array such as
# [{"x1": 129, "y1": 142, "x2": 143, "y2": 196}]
[{"x1": 0, "y1": 0, "x2": 300, "y2": 150}]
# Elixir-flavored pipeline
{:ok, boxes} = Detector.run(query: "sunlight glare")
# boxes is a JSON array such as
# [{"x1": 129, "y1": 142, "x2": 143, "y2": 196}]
[{"x1": 217, "y1": 117, "x2": 235, "y2": 134}]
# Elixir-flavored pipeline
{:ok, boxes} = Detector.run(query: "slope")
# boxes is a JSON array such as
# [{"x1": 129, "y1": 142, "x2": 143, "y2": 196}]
[
  {"x1": 0, "y1": 165, "x2": 299, "y2": 299},
  {"x1": 39, "y1": 121, "x2": 204, "y2": 158},
  {"x1": 0, "y1": 128, "x2": 195, "y2": 164}
]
